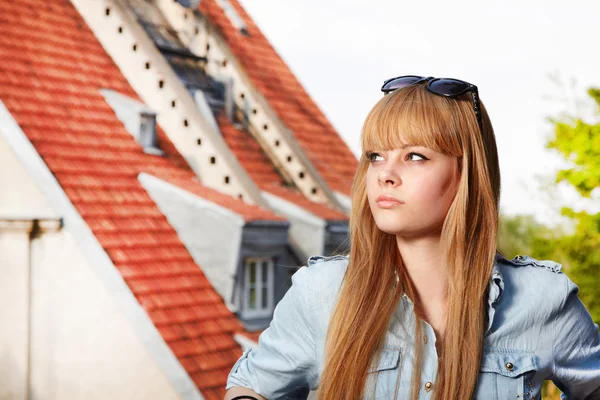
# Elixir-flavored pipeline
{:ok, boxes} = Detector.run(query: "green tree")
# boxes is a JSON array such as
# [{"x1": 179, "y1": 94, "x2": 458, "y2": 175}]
[
  {"x1": 497, "y1": 85, "x2": 600, "y2": 400},
  {"x1": 497, "y1": 214, "x2": 565, "y2": 261},
  {"x1": 544, "y1": 87, "x2": 600, "y2": 323}
]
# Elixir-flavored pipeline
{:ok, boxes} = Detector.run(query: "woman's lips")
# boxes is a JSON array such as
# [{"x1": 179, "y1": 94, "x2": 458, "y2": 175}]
[
  {"x1": 377, "y1": 201, "x2": 403, "y2": 209},
  {"x1": 376, "y1": 195, "x2": 404, "y2": 209}
]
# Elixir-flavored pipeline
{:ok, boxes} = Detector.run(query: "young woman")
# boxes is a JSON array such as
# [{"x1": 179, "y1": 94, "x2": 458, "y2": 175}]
[{"x1": 224, "y1": 76, "x2": 600, "y2": 399}]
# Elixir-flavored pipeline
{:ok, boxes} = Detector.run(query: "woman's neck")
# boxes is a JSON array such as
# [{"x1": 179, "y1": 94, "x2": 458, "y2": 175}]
[{"x1": 396, "y1": 233, "x2": 449, "y2": 338}]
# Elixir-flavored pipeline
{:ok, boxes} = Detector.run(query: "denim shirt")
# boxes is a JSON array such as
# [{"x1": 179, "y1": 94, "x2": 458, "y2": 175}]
[{"x1": 226, "y1": 254, "x2": 600, "y2": 399}]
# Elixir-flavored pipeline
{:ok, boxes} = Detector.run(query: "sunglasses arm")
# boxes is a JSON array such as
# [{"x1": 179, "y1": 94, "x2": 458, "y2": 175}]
[{"x1": 471, "y1": 89, "x2": 484, "y2": 133}]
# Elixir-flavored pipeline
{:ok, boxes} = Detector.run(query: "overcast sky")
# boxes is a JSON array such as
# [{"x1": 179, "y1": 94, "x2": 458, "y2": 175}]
[{"x1": 239, "y1": 0, "x2": 600, "y2": 225}]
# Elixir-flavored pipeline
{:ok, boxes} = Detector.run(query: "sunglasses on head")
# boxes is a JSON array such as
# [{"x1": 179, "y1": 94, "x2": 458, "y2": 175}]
[{"x1": 380, "y1": 75, "x2": 483, "y2": 133}]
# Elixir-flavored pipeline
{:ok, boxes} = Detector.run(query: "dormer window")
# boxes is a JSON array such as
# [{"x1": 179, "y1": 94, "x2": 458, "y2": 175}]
[
  {"x1": 100, "y1": 89, "x2": 163, "y2": 156},
  {"x1": 241, "y1": 257, "x2": 274, "y2": 318},
  {"x1": 175, "y1": 0, "x2": 201, "y2": 8},
  {"x1": 138, "y1": 112, "x2": 162, "y2": 155},
  {"x1": 216, "y1": 0, "x2": 250, "y2": 36}
]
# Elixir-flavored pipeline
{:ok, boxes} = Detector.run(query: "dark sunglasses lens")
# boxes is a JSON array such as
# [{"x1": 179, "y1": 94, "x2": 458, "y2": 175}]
[
  {"x1": 381, "y1": 76, "x2": 423, "y2": 93},
  {"x1": 428, "y1": 79, "x2": 470, "y2": 96}
]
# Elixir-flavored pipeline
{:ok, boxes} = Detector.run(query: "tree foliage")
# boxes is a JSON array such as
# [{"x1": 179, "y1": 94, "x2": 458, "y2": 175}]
[
  {"x1": 496, "y1": 84, "x2": 600, "y2": 400},
  {"x1": 543, "y1": 87, "x2": 600, "y2": 323}
]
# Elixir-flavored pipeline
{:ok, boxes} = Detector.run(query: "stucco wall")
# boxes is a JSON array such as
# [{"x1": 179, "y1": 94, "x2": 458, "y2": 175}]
[
  {"x1": 0, "y1": 132, "x2": 57, "y2": 219},
  {"x1": 0, "y1": 135, "x2": 183, "y2": 400},
  {"x1": 27, "y1": 229, "x2": 181, "y2": 400}
]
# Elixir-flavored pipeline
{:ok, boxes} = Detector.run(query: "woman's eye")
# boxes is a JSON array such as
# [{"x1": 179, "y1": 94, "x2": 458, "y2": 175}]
[
  {"x1": 368, "y1": 152, "x2": 384, "y2": 162},
  {"x1": 407, "y1": 152, "x2": 427, "y2": 161}
]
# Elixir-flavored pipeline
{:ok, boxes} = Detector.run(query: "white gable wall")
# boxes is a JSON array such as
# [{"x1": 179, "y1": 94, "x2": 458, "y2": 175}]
[
  {"x1": 139, "y1": 173, "x2": 243, "y2": 310},
  {"x1": 28, "y1": 227, "x2": 182, "y2": 400},
  {"x1": 0, "y1": 221, "x2": 31, "y2": 400},
  {"x1": 0, "y1": 101, "x2": 201, "y2": 400},
  {"x1": 0, "y1": 132, "x2": 58, "y2": 220}
]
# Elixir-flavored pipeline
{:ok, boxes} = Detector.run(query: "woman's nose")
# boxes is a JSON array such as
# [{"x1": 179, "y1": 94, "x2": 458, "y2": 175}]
[{"x1": 378, "y1": 166, "x2": 401, "y2": 186}]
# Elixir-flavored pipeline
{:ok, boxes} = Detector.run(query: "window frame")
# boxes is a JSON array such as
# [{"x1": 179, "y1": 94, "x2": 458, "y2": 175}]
[{"x1": 241, "y1": 257, "x2": 274, "y2": 319}]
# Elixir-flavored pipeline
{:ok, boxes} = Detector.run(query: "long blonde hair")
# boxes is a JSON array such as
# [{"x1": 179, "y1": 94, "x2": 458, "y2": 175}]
[{"x1": 317, "y1": 84, "x2": 501, "y2": 399}]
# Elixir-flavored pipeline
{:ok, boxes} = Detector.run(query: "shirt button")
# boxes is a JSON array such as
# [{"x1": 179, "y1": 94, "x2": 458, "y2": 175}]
[
  {"x1": 505, "y1": 362, "x2": 514, "y2": 371},
  {"x1": 425, "y1": 382, "x2": 433, "y2": 392}
]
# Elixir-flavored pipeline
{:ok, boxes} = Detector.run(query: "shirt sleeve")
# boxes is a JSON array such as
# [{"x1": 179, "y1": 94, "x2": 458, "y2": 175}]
[
  {"x1": 551, "y1": 275, "x2": 600, "y2": 400},
  {"x1": 225, "y1": 266, "x2": 318, "y2": 399}
]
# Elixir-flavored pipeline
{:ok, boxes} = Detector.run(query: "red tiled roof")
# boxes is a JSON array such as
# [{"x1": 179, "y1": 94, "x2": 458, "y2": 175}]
[
  {"x1": 263, "y1": 184, "x2": 348, "y2": 221},
  {"x1": 200, "y1": 0, "x2": 358, "y2": 195},
  {"x1": 0, "y1": 1, "x2": 268, "y2": 397},
  {"x1": 147, "y1": 167, "x2": 286, "y2": 222},
  {"x1": 217, "y1": 115, "x2": 285, "y2": 187},
  {"x1": 218, "y1": 115, "x2": 348, "y2": 220}
]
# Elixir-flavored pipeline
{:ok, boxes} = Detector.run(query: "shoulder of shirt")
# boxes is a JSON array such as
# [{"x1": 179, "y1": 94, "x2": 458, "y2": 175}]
[
  {"x1": 292, "y1": 255, "x2": 349, "y2": 305},
  {"x1": 306, "y1": 254, "x2": 350, "y2": 268},
  {"x1": 495, "y1": 254, "x2": 570, "y2": 310},
  {"x1": 497, "y1": 254, "x2": 564, "y2": 274},
  {"x1": 303, "y1": 254, "x2": 349, "y2": 280}
]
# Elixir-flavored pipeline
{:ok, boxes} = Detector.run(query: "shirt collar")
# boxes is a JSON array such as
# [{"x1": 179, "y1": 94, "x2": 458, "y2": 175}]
[
  {"x1": 485, "y1": 252, "x2": 507, "y2": 334},
  {"x1": 489, "y1": 252, "x2": 506, "y2": 304}
]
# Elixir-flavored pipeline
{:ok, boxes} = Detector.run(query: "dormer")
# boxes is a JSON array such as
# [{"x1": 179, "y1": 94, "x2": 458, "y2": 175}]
[
  {"x1": 100, "y1": 89, "x2": 164, "y2": 156},
  {"x1": 176, "y1": 0, "x2": 201, "y2": 9},
  {"x1": 215, "y1": 0, "x2": 249, "y2": 36}
]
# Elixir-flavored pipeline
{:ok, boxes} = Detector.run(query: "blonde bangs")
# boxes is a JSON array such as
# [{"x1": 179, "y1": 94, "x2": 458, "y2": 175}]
[{"x1": 361, "y1": 85, "x2": 465, "y2": 157}]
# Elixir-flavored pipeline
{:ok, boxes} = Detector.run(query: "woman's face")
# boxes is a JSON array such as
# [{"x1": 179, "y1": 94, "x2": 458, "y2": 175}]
[{"x1": 366, "y1": 145, "x2": 460, "y2": 238}]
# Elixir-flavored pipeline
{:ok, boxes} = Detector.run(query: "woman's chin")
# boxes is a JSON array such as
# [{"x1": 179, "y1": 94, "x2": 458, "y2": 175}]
[{"x1": 374, "y1": 221, "x2": 406, "y2": 236}]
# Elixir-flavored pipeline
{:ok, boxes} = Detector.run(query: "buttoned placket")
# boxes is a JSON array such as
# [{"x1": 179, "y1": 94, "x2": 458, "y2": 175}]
[
  {"x1": 394, "y1": 254, "x2": 506, "y2": 398},
  {"x1": 421, "y1": 320, "x2": 439, "y2": 396},
  {"x1": 399, "y1": 294, "x2": 439, "y2": 397}
]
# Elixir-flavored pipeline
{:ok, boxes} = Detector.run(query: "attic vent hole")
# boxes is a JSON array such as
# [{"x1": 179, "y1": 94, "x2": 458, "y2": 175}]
[
  {"x1": 263, "y1": 124, "x2": 268, "y2": 130},
  {"x1": 171, "y1": 100, "x2": 176, "y2": 108},
  {"x1": 299, "y1": 172, "x2": 305, "y2": 179},
  {"x1": 274, "y1": 140, "x2": 280, "y2": 147},
  {"x1": 210, "y1": 156, "x2": 216, "y2": 164},
  {"x1": 252, "y1": 108, "x2": 257, "y2": 115},
  {"x1": 197, "y1": 138, "x2": 202, "y2": 145},
  {"x1": 118, "y1": 26, "x2": 123, "y2": 34},
  {"x1": 311, "y1": 188, "x2": 318, "y2": 195},
  {"x1": 240, "y1": 93, "x2": 245, "y2": 99},
  {"x1": 287, "y1": 155, "x2": 292, "y2": 162},
  {"x1": 184, "y1": 119, "x2": 189, "y2": 127},
  {"x1": 159, "y1": 80, "x2": 164, "y2": 89},
  {"x1": 132, "y1": 44, "x2": 138, "y2": 51},
  {"x1": 145, "y1": 62, "x2": 151, "y2": 70},
  {"x1": 224, "y1": 176, "x2": 230, "y2": 184},
  {"x1": 105, "y1": 8, "x2": 110, "y2": 16}
]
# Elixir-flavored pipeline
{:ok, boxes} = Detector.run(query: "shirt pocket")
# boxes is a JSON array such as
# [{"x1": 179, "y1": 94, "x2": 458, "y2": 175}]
[
  {"x1": 365, "y1": 348, "x2": 401, "y2": 399},
  {"x1": 474, "y1": 349, "x2": 538, "y2": 400}
]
